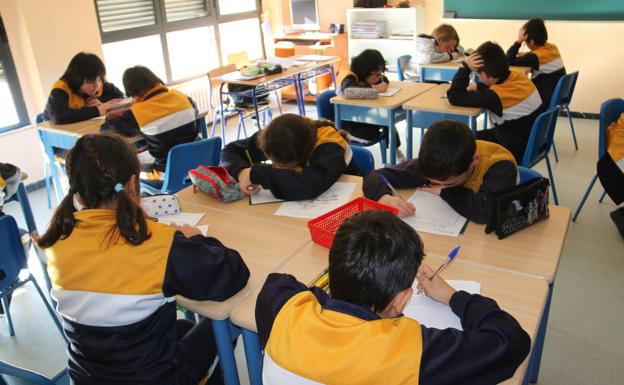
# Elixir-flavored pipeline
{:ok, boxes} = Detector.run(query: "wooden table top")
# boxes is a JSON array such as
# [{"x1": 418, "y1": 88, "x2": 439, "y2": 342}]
[
  {"x1": 420, "y1": 61, "x2": 532, "y2": 75},
  {"x1": 37, "y1": 118, "x2": 105, "y2": 136},
  {"x1": 402, "y1": 83, "x2": 484, "y2": 116},
  {"x1": 330, "y1": 81, "x2": 437, "y2": 109}
]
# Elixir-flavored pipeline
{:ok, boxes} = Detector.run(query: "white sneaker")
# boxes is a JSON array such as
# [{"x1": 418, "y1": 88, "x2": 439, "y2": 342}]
[{"x1": 396, "y1": 148, "x2": 406, "y2": 163}]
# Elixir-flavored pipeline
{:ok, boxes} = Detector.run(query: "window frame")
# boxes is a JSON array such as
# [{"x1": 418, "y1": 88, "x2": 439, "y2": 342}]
[{"x1": 0, "y1": 17, "x2": 29, "y2": 133}]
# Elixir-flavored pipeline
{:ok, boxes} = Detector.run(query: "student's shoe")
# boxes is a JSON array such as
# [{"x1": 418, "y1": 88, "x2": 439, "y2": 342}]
[
  {"x1": 610, "y1": 207, "x2": 624, "y2": 239},
  {"x1": 396, "y1": 148, "x2": 406, "y2": 163}
]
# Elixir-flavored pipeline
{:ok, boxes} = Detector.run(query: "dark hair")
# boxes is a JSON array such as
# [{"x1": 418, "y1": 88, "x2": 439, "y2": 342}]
[
  {"x1": 524, "y1": 18, "x2": 548, "y2": 46},
  {"x1": 60, "y1": 52, "x2": 107, "y2": 94},
  {"x1": 419, "y1": 120, "x2": 476, "y2": 181},
  {"x1": 259, "y1": 114, "x2": 333, "y2": 166},
  {"x1": 350, "y1": 49, "x2": 387, "y2": 82},
  {"x1": 37, "y1": 133, "x2": 150, "y2": 248},
  {"x1": 122, "y1": 65, "x2": 164, "y2": 97},
  {"x1": 329, "y1": 210, "x2": 424, "y2": 313},
  {"x1": 476, "y1": 41, "x2": 509, "y2": 79}
]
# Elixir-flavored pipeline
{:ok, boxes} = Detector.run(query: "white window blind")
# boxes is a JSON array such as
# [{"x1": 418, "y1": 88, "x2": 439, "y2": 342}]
[
  {"x1": 164, "y1": 0, "x2": 210, "y2": 22},
  {"x1": 95, "y1": 0, "x2": 157, "y2": 33}
]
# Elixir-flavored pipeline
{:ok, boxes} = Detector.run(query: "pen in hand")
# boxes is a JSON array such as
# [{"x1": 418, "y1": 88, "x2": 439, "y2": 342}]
[
  {"x1": 245, "y1": 149, "x2": 254, "y2": 166},
  {"x1": 429, "y1": 245, "x2": 460, "y2": 281},
  {"x1": 380, "y1": 174, "x2": 402, "y2": 199}
]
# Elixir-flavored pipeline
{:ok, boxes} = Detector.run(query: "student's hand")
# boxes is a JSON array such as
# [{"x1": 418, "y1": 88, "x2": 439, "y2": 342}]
[
  {"x1": 172, "y1": 224, "x2": 203, "y2": 238},
  {"x1": 379, "y1": 194, "x2": 416, "y2": 217},
  {"x1": 418, "y1": 185, "x2": 442, "y2": 196},
  {"x1": 451, "y1": 51, "x2": 461, "y2": 60},
  {"x1": 373, "y1": 82, "x2": 388, "y2": 93},
  {"x1": 238, "y1": 168, "x2": 261, "y2": 195},
  {"x1": 466, "y1": 83, "x2": 478, "y2": 92},
  {"x1": 96, "y1": 102, "x2": 111, "y2": 116},
  {"x1": 464, "y1": 53, "x2": 483, "y2": 72},
  {"x1": 416, "y1": 264, "x2": 456, "y2": 305},
  {"x1": 87, "y1": 97, "x2": 102, "y2": 107},
  {"x1": 516, "y1": 27, "x2": 527, "y2": 44}
]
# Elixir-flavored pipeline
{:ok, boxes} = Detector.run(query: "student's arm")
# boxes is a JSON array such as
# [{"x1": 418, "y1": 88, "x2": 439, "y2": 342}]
[
  {"x1": 249, "y1": 142, "x2": 347, "y2": 200},
  {"x1": 419, "y1": 290, "x2": 531, "y2": 385},
  {"x1": 162, "y1": 232, "x2": 250, "y2": 301},
  {"x1": 340, "y1": 74, "x2": 369, "y2": 92},
  {"x1": 506, "y1": 42, "x2": 539, "y2": 70},
  {"x1": 100, "y1": 110, "x2": 141, "y2": 137},
  {"x1": 439, "y1": 160, "x2": 517, "y2": 223},
  {"x1": 45, "y1": 88, "x2": 100, "y2": 124},
  {"x1": 446, "y1": 66, "x2": 504, "y2": 116},
  {"x1": 256, "y1": 273, "x2": 308, "y2": 348},
  {"x1": 99, "y1": 82, "x2": 125, "y2": 102},
  {"x1": 362, "y1": 159, "x2": 428, "y2": 200},
  {"x1": 220, "y1": 132, "x2": 268, "y2": 181}
]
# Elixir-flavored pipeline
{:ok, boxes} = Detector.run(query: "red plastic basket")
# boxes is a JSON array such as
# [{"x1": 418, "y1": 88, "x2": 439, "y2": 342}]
[{"x1": 307, "y1": 197, "x2": 399, "y2": 248}]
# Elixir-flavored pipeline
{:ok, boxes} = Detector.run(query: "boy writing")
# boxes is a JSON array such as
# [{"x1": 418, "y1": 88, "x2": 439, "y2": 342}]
[
  {"x1": 363, "y1": 120, "x2": 517, "y2": 224},
  {"x1": 256, "y1": 210, "x2": 530, "y2": 384}
]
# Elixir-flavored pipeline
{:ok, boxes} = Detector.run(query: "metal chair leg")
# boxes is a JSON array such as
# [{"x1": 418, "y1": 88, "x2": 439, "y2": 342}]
[
  {"x1": 29, "y1": 275, "x2": 66, "y2": 342},
  {"x1": 565, "y1": 105, "x2": 579, "y2": 150},
  {"x1": 552, "y1": 140, "x2": 559, "y2": 162},
  {"x1": 599, "y1": 190, "x2": 607, "y2": 203},
  {"x1": 545, "y1": 156, "x2": 558, "y2": 205},
  {"x1": 1, "y1": 295, "x2": 15, "y2": 336},
  {"x1": 572, "y1": 174, "x2": 598, "y2": 222}
]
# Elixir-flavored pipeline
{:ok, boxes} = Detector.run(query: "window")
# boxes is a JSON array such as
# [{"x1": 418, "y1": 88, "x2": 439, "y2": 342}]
[
  {"x1": 0, "y1": 17, "x2": 29, "y2": 133},
  {"x1": 94, "y1": 0, "x2": 263, "y2": 87}
]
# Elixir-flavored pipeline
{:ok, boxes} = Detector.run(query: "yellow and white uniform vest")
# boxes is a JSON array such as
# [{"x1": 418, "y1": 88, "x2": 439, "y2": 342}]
[
  {"x1": 531, "y1": 43, "x2": 565, "y2": 78},
  {"x1": 489, "y1": 71, "x2": 542, "y2": 125},
  {"x1": 464, "y1": 141, "x2": 518, "y2": 192},
  {"x1": 607, "y1": 113, "x2": 624, "y2": 172},
  {"x1": 131, "y1": 85, "x2": 195, "y2": 137},
  {"x1": 51, "y1": 80, "x2": 103, "y2": 109}
]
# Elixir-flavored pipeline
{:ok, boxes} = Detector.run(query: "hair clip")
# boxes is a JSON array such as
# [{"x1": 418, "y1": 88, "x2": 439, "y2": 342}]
[{"x1": 114, "y1": 183, "x2": 124, "y2": 193}]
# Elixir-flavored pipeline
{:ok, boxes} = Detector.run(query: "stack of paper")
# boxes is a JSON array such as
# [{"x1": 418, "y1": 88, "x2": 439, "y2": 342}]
[
  {"x1": 249, "y1": 188, "x2": 284, "y2": 205},
  {"x1": 351, "y1": 20, "x2": 387, "y2": 39},
  {"x1": 401, "y1": 191, "x2": 467, "y2": 237}
]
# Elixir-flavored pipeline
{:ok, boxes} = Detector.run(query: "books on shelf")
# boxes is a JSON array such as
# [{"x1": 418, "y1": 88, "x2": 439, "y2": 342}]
[{"x1": 350, "y1": 20, "x2": 387, "y2": 39}]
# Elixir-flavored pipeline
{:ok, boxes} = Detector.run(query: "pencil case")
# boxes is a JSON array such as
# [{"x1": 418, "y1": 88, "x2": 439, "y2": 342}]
[
  {"x1": 343, "y1": 87, "x2": 378, "y2": 99},
  {"x1": 141, "y1": 194, "x2": 181, "y2": 217},
  {"x1": 188, "y1": 166, "x2": 243, "y2": 203}
]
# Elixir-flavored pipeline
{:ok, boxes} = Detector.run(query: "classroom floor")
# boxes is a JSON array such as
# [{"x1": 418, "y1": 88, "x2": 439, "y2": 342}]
[{"x1": 2, "y1": 100, "x2": 623, "y2": 384}]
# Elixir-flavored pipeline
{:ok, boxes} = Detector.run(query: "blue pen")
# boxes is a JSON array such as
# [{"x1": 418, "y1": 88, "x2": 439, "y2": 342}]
[
  {"x1": 429, "y1": 245, "x2": 461, "y2": 281},
  {"x1": 380, "y1": 174, "x2": 401, "y2": 198}
]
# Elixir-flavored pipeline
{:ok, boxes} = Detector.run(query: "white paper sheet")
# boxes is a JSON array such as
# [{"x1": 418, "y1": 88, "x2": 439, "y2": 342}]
[
  {"x1": 296, "y1": 55, "x2": 338, "y2": 62},
  {"x1": 274, "y1": 182, "x2": 356, "y2": 219},
  {"x1": 249, "y1": 188, "x2": 285, "y2": 205},
  {"x1": 378, "y1": 87, "x2": 400, "y2": 97},
  {"x1": 157, "y1": 212, "x2": 205, "y2": 227},
  {"x1": 196, "y1": 225, "x2": 209, "y2": 236},
  {"x1": 403, "y1": 280, "x2": 481, "y2": 330},
  {"x1": 219, "y1": 71, "x2": 263, "y2": 81},
  {"x1": 401, "y1": 191, "x2": 468, "y2": 237}
]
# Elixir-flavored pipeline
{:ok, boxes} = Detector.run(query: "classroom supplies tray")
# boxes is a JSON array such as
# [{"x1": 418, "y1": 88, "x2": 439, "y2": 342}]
[{"x1": 307, "y1": 197, "x2": 399, "y2": 248}]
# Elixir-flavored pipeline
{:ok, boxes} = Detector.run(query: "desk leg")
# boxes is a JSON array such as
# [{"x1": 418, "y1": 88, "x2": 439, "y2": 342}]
[
  {"x1": 388, "y1": 110, "x2": 397, "y2": 165},
  {"x1": 242, "y1": 329, "x2": 263, "y2": 385},
  {"x1": 529, "y1": 282, "x2": 554, "y2": 383},
  {"x1": 252, "y1": 88, "x2": 261, "y2": 130},
  {"x1": 294, "y1": 75, "x2": 305, "y2": 116},
  {"x1": 212, "y1": 319, "x2": 240, "y2": 385},
  {"x1": 470, "y1": 116, "x2": 477, "y2": 136},
  {"x1": 334, "y1": 104, "x2": 342, "y2": 129},
  {"x1": 330, "y1": 64, "x2": 337, "y2": 89},
  {"x1": 41, "y1": 140, "x2": 64, "y2": 203},
  {"x1": 406, "y1": 111, "x2": 413, "y2": 160}
]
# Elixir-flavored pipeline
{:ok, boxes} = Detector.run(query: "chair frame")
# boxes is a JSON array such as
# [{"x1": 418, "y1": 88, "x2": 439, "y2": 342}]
[
  {"x1": 349, "y1": 145, "x2": 375, "y2": 176},
  {"x1": 396, "y1": 54, "x2": 412, "y2": 82},
  {"x1": 548, "y1": 71, "x2": 580, "y2": 162}
]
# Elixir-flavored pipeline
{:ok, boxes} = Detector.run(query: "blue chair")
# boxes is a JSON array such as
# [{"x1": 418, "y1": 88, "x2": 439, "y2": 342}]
[
  {"x1": 548, "y1": 71, "x2": 580, "y2": 162},
  {"x1": 572, "y1": 98, "x2": 624, "y2": 222},
  {"x1": 349, "y1": 145, "x2": 375, "y2": 176},
  {"x1": 518, "y1": 166, "x2": 542, "y2": 183},
  {"x1": 0, "y1": 361, "x2": 69, "y2": 385},
  {"x1": 140, "y1": 137, "x2": 222, "y2": 195},
  {"x1": 0, "y1": 216, "x2": 64, "y2": 338},
  {"x1": 316, "y1": 89, "x2": 387, "y2": 164},
  {"x1": 396, "y1": 55, "x2": 412, "y2": 81},
  {"x1": 520, "y1": 107, "x2": 560, "y2": 205}
]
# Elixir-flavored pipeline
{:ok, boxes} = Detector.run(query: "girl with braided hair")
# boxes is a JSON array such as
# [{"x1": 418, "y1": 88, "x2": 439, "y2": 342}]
[{"x1": 36, "y1": 133, "x2": 249, "y2": 385}]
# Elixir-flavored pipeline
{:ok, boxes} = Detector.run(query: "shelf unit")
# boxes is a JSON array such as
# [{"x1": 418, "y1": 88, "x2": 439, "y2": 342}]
[{"x1": 346, "y1": 7, "x2": 426, "y2": 68}]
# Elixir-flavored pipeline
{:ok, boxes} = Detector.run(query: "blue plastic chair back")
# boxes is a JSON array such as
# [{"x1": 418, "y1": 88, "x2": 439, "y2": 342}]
[
  {"x1": 35, "y1": 113, "x2": 45, "y2": 124},
  {"x1": 316, "y1": 89, "x2": 336, "y2": 122},
  {"x1": 0, "y1": 361, "x2": 67, "y2": 385},
  {"x1": 520, "y1": 107, "x2": 559, "y2": 168},
  {"x1": 160, "y1": 136, "x2": 222, "y2": 193},
  {"x1": 349, "y1": 145, "x2": 375, "y2": 176},
  {"x1": 548, "y1": 71, "x2": 578, "y2": 109},
  {"x1": 598, "y1": 98, "x2": 624, "y2": 159},
  {"x1": 518, "y1": 166, "x2": 542, "y2": 183},
  {"x1": 0, "y1": 216, "x2": 29, "y2": 294},
  {"x1": 397, "y1": 55, "x2": 412, "y2": 81}
]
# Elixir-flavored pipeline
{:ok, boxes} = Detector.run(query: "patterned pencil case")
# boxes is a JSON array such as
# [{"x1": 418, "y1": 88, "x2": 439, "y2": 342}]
[{"x1": 141, "y1": 194, "x2": 181, "y2": 217}]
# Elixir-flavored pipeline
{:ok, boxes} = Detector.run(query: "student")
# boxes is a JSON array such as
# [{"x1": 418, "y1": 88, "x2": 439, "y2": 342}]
[
  {"x1": 256, "y1": 210, "x2": 530, "y2": 385},
  {"x1": 447, "y1": 41, "x2": 543, "y2": 162},
  {"x1": 221, "y1": 113, "x2": 358, "y2": 201},
  {"x1": 340, "y1": 49, "x2": 404, "y2": 162},
  {"x1": 36, "y1": 133, "x2": 250, "y2": 385},
  {"x1": 363, "y1": 120, "x2": 517, "y2": 224},
  {"x1": 598, "y1": 112, "x2": 624, "y2": 238},
  {"x1": 101, "y1": 65, "x2": 199, "y2": 177},
  {"x1": 507, "y1": 19, "x2": 566, "y2": 107},
  {"x1": 409, "y1": 24, "x2": 465, "y2": 72},
  {"x1": 44, "y1": 52, "x2": 123, "y2": 124}
]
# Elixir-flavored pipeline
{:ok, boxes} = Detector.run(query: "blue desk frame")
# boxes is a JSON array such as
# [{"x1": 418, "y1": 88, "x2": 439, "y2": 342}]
[
  {"x1": 419, "y1": 65, "x2": 460, "y2": 83},
  {"x1": 405, "y1": 110, "x2": 478, "y2": 159}
]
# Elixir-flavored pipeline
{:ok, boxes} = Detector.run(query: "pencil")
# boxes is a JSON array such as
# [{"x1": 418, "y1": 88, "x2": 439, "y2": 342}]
[{"x1": 245, "y1": 150, "x2": 254, "y2": 166}]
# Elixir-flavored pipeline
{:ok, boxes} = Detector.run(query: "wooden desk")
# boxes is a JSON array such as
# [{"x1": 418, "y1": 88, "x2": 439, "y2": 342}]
[
  {"x1": 402, "y1": 83, "x2": 484, "y2": 158},
  {"x1": 331, "y1": 81, "x2": 438, "y2": 165},
  {"x1": 273, "y1": 33, "x2": 347, "y2": 72},
  {"x1": 418, "y1": 61, "x2": 532, "y2": 83},
  {"x1": 230, "y1": 242, "x2": 549, "y2": 385}
]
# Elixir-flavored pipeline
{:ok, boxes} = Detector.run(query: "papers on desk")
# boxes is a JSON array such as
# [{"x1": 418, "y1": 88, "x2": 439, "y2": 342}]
[
  {"x1": 404, "y1": 280, "x2": 481, "y2": 330},
  {"x1": 249, "y1": 188, "x2": 285, "y2": 205},
  {"x1": 157, "y1": 212, "x2": 204, "y2": 227},
  {"x1": 274, "y1": 182, "x2": 356, "y2": 219},
  {"x1": 264, "y1": 57, "x2": 296, "y2": 68},
  {"x1": 296, "y1": 55, "x2": 338, "y2": 62},
  {"x1": 401, "y1": 191, "x2": 467, "y2": 237},
  {"x1": 378, "y1": 87, "x2": 400, "y2": 97},
  {"x1": 219, "y1": 71, "x2": 263, "y2": 81}
]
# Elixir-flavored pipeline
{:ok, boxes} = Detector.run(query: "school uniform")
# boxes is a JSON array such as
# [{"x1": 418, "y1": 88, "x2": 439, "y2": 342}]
[
  {"x1": 0, "y1": 163, "x2": 20, "y2": 211},
  {"x1": 44, "y1": 79, "x2": 124, "y2": 124},
  {"x1": 598, "y1": 113, "x2": 624, "y2": 205},
  {"x1": 507, "y1": 42, "x2": 566, "y2": 106},
  {"x1": 363, "y1": 141, "x2": 518, "y2": 224},
  {"x1": 339, "y1": 71, "x2": 400, "y2": 148},
  {"x1": 447, "y1": 65, "x2": 543, "y2": 162},
  {"x1": 221, "y1": 126, "x2": 357, "y2": 201},
  {"x1": 46, "y1": 209, "x2": 250, "y2": 385},
  {"x1": 407, "y1": 34, "x2": 466, "y2": 77},
  {"x1": 101, "y1": 85, "x2": 199, "y2": 173},
  {"x1": 256, "y1": 273, "x2": 530, "y2": 385}
]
